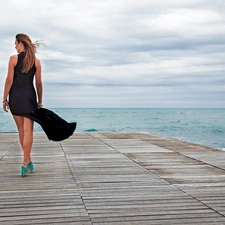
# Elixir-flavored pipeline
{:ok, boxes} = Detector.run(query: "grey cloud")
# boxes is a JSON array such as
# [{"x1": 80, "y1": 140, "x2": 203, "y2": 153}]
[{"x1": 0, "y1": 0, "x2": 224, "y2": 108}]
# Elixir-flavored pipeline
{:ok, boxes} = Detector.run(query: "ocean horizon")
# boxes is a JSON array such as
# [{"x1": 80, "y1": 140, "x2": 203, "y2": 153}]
[{"x1": 0, "y1": 108, "x2": 224, "y2": 150}]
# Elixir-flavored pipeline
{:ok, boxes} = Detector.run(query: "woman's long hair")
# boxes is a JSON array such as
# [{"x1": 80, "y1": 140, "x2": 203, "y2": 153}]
[{"x1": 15, "y1": 33, "x2": 41, "y2": 73}]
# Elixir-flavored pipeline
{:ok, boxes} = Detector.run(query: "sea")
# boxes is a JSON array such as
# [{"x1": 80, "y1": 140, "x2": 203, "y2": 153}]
[{"x1": 0, "y1": 108, "x2": 224, "y2": 150}]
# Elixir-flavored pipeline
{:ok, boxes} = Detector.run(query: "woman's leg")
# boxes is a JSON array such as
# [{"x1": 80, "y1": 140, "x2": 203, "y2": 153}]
[
  {"x1": 13, "y1": 115, "x2": 24, "y2": 149},
  {"x1": 22, "y1": 117, "x2": 34, "y2": 163},
  {"x1": 13, "y1": 116, "x2": 34, "y2": 164}
]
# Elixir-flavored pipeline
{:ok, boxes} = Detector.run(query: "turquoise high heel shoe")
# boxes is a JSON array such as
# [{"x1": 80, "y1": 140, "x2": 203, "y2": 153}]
[
  {"x1": 27, "y1": 161, "x2": 34, "y2": 172},
  {"x1": 21, "y1": 163, "x2": 29, "y2": 177}
]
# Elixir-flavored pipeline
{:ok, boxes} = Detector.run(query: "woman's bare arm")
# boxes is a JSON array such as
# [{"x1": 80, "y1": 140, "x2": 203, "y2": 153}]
[
  {"x1": 35, "y1": 58, "x2": 43, "y2": 107},
  {"x1": 2, "y1": 55, "x2": 17, "y2": 112}
]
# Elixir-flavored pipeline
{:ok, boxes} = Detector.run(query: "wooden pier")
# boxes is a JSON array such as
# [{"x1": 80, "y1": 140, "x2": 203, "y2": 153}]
[{"x1": 0, "y1": 132, "x2": 225, "y2": 224}]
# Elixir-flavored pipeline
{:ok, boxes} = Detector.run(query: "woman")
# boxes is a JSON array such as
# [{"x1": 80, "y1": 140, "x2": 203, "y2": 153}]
[{"x1": 2, "y1": 33, "x2": 43, "y2": 177}]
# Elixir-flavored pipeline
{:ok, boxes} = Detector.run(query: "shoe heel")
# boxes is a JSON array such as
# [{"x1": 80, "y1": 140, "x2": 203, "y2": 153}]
[
  {"x1": 21, "y1": 164, "x2": 29, "y2": 177},
  {"x1": 27, "y1": 161, "x2": 34, "y2": 172}
]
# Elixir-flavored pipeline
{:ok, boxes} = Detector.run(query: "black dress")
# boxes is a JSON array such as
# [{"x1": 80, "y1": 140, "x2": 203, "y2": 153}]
[
  {"x1": 9, "y1": 52, "x2": 76, "y2": 141},
  {"x1": 9, "y1": 52, "x2": 37, "y2": 117}
]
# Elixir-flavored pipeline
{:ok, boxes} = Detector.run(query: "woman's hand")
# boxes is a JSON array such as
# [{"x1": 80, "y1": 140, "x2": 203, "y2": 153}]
[{"x1": 3, "y1": 101, "x2": 9, "y2": 112}]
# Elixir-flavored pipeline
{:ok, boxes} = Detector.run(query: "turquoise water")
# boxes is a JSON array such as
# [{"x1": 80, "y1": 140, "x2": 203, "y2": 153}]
[{"x1": 0, "y1": 108, "x2": 224, "y2": 150}]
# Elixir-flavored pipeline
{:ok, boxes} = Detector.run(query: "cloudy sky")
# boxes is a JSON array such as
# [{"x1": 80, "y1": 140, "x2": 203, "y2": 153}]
[{"x1": 0, "y1": 0, "x2": 224, "y2": 108}]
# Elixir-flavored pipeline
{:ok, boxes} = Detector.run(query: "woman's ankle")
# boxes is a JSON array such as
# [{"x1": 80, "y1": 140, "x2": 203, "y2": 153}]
[{"x1": 22, "y1": 162, "x2": 28, "y2": 166}]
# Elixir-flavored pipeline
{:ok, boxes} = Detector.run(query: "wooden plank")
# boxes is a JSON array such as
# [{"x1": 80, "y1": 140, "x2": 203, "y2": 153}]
[
  {"x1": 0, "y1": 133, "x2": 91, "y2": 224},
  {"x1": 1, "y1": 132, "x2": 225, "y2": 224}
]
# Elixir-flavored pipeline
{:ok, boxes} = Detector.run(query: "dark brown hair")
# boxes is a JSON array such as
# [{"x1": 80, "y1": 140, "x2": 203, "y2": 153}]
[{"x1": 15, "y1": 33, "x2": 40, "y2": 73}]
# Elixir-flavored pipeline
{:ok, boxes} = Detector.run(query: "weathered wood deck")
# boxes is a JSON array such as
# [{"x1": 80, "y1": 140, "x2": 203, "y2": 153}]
[{"x1": 0, "y1": 132, "x2": 225, "y2": 224}]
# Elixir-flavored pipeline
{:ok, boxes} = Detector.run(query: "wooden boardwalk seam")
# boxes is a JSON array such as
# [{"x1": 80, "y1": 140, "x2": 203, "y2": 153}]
[{"x1": 0, "y1": 132, "x2": 225, "y2": 224}]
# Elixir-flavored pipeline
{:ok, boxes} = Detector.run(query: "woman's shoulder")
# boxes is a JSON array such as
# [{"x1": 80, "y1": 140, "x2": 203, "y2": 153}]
[
  {"x1": 35, "y1": 57, "x2": 40, "y2": 63},
  {"x1": 9, "y1": 54, "x2": 18, "y2": 66},
  {"x1": 35, "y1": 57, "x2": 41, "y2": 67},
  {"x1": 9, "y1": 54, "x2": 18, "y2": 60}
]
